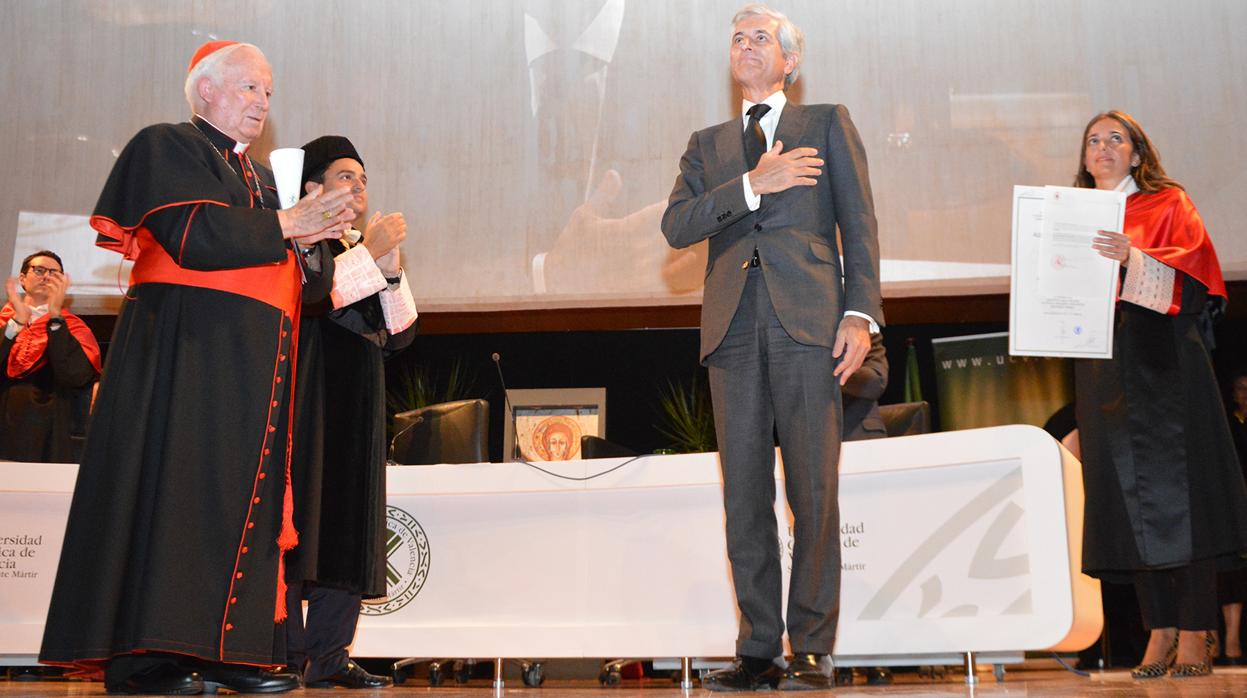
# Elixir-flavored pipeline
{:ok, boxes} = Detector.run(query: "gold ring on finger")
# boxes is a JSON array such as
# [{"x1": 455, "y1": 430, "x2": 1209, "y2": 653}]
[{"x1": 322, "y1": 210, "x2": 333, "y2": 220}]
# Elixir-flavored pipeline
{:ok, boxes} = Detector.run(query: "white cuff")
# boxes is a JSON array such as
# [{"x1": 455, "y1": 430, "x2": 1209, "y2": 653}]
[
  {"x1": 380, "y1": 271, "x2": 419, "y2": 334},
  {"x1": 330, "y1": 244, "x2": 388, "y2": 309},
  {"x1": 4, "y1": 318, "x2": 22, "y2": 340},
  {"x1": 1120, "y1": 247, "x2": 1176, "y2": 314},
  {"x1": 742, "y1": 174, "x2": 761, "y2": 211},
  {"x1": 844, "y1": 310, "x2": 880, "y2": 335}
]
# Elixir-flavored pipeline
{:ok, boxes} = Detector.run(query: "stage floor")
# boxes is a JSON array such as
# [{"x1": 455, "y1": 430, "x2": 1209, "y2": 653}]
[{"x1": 4, "y1": 661, "x2": 1247, "y2": 697}]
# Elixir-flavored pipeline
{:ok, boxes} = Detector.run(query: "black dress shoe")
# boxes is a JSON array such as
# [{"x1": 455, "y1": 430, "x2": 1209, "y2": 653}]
[
  {"x1": 702, "y1": 656, "x2": 783, "y2": 692},
  {"x1": 200, "y1": 665, "x2": 301, "y2": 694},
  {"x1": 106, "y1": 664, "x2": 204, "y2": 695},
  {"x1": 306, "y1": 660, "x2": 393, "y2": 689},
  {"x1": 777, "y1": 653, "x2": 833, "y2": 691}
]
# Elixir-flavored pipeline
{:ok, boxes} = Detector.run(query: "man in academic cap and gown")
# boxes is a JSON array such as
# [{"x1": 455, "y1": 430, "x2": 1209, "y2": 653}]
[
  {"x1": 38, "y1": 41, "x2": 357, "y2": 695},
  {"x1": 284, "y1": 135, "x2": 417, "y2": 689}
]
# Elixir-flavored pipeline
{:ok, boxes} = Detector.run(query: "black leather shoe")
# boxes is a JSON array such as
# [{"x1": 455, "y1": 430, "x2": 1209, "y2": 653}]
[
  {"x1": 306, "y1": 660, "x2": 393, "y2": 689},
  {"x1": 702, "y1": 656, "x2": 783, "y2": 692},
  {"x1": 200, "y1": 665, "x2": 301, "y2": 694},
  {"x1": 106, "y1": 665, "x2": 204, "y2": 695},
  {"x1": 777, "y1": 654, "x2": 833, "y2": 691}
]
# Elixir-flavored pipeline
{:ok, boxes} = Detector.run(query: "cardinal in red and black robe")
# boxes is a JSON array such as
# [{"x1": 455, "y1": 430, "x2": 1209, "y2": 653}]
[{"x1": 38, "y1": 115, "x2": 335, "y2": 680}]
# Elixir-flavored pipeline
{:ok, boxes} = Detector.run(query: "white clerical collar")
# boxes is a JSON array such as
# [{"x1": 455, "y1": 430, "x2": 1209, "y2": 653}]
[
  {"x1": 741, "y1": 90, "x2": 788, "y2": 122},
  {"x1": 26, "y1": 303, "x2": 49, "y2": 322},
  {"x1": 1113, "y1": 175, "x2": 1140, "y2": 196},
  {"x1": 193, "y1": 113, "x2": 251, "y2": 154}
]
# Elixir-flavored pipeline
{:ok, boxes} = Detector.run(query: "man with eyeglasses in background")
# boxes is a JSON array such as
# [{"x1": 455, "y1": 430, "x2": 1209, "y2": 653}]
[{"x1": 1, "y1": 250, "x2": 101, "y2": 462}]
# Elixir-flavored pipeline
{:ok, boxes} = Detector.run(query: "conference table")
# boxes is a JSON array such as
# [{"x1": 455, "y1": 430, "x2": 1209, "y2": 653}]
[{"x1": 1, "y1": 425, "x2": 1101, "y2": 682}]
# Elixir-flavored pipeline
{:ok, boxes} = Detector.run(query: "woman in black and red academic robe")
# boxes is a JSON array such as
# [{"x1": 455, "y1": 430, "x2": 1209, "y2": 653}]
[{"x1": 1073, "y1": 110, "x2": 1247, "y2": 680}]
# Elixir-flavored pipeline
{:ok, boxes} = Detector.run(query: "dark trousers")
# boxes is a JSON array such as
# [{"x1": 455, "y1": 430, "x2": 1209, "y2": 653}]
[
  {"x1": 1134, "y1": 559, "x2": 1218, "y2": 630},
  {"x1": 705, "y1": 268, "x2": 843, "y2": 659},
  {"x1": 284, "y1": 581, "x2": 362, "y2": 682}
]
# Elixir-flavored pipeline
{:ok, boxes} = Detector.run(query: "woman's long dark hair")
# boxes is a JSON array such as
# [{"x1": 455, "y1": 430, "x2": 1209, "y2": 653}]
[{"x1": 1074, "y1": 110, "x2": 1183, "y2": 193}]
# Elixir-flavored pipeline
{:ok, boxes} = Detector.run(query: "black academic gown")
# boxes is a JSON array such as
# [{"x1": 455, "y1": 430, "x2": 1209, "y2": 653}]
[
  {"x1": 1076, "y1": 276, "x2": 1247, "y2": 582},
  {"x1": 0, "y1": 322, "x2": 99, "y2": 462},
  {"x1": 287, "y1": 238, "x2": 417, "y2": 598},
  {"x1": 39, "y1": 118, "x2": 333, "y2": 673}
]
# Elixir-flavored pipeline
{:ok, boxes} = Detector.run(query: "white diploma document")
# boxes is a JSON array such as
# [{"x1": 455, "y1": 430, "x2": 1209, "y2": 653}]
[
  {"x1": 268, "y1": 148, "x2": 304, "y2": 210},
  {"x1": 1009, "y1": 185, "x2": 1125, "y2": 359}
]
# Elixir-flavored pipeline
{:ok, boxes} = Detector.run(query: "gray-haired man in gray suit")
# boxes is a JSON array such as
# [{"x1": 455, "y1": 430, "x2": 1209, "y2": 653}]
[{"x1": 661, "y1": 3, "x2": 881, "y2": 691}]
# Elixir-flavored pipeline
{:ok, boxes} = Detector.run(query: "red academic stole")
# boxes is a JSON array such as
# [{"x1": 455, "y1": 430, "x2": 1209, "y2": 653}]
[
  {"x1": 0, "y1": 304, "x2": 102, "y2": 379},
  {"x1": 1124, "y1": 187, "x2": 1227, "y2": 314}
]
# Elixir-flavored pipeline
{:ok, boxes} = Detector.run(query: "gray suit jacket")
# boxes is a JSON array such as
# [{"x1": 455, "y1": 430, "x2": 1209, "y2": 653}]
[{"x1": 662, "y1": 103, "x2": 882, "y2": 361}]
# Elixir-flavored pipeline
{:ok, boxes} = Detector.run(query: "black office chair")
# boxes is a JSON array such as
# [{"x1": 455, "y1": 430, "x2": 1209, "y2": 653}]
[
  {"x1": 389, "y1": 398, "x2": 489, "y2": 465},
  {"x1": 878, "y1": 400, "x2": 932, "y2": 437}
]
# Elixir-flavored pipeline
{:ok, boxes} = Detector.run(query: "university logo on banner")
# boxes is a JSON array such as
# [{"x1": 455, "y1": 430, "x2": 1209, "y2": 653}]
[{"x1": 360, "y1": 505, "x2": 431, "y2": 616}]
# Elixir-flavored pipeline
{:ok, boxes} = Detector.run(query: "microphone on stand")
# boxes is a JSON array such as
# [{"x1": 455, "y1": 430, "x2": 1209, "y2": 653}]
[
  {"x1": 492, "y1": 352, "x2": 521, "y2": 461},
  {"x1": 386, "y1": 414, "x2": 425, "y2": 466}
]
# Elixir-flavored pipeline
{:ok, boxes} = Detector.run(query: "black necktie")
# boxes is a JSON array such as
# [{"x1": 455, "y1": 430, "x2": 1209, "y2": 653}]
[{"x1": 744, "y1": 103, "x2": 771, "y2": 170}]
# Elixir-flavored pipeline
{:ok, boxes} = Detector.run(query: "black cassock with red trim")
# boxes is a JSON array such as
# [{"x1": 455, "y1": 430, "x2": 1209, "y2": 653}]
[{"x1": 39, "y1": 117, "x2": 333, "y2": 675}]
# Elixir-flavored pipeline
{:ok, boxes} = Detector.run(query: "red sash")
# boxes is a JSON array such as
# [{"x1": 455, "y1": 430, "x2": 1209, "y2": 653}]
[{"x1": 127, "y1": 227, "x2": 301, "y2": 315}]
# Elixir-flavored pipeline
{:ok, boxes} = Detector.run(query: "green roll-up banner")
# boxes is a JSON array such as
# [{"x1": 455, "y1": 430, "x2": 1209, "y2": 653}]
[{"x1": 932, "y1": 332, "x2": 1073, "y2": 431}]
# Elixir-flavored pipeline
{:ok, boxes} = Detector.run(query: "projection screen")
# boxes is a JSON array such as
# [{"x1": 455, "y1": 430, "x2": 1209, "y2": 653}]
[{"x1": 2, "y1": 0, "x2": 1244, "y2": 313}]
